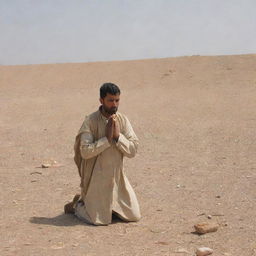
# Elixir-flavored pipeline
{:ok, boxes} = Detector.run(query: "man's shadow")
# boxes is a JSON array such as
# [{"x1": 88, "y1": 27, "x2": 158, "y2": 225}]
[
  {"x1": 29, "y1": 213, "x2": 88, "y2": 227},
  {"x1": 30, "y1": 212, "x2": 125, "y2": 227}
]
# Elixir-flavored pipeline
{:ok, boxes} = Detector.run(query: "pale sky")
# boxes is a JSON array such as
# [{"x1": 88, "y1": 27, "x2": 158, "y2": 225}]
[{"x1": 1, "y1": 0, "x2": 256, "y2": 65}]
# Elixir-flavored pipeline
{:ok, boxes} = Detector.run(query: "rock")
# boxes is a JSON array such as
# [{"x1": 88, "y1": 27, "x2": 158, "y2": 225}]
[
  {"x1": 41, "y1": 163, "x2": 51, "y2": 168},
  {"x1": 196, "y1": 247, "x2": 213, "y2": 256},
  {"x1": 149, "y1": 227, "x2": 169, "y2": 233},
  {"x1": 175, "y1": 248, "x2": 189, "y2": 254},
  {"x1": 155, "y1": 241, "x2": 169, "y2": 245},
  {"x1": 194, "y1": 222, "x2": 219, "y2": 234},
  {"x1": 41, "y1": 160, "x2": 63, "y2": 168},
  {"x1": 207, "y1": 215, "x2": 212, "y2": 219},
  {"x1": 30, "y1": 171, "x2": 42, "y2": 175},
  {"x1": 51, "y1": 242, "x2": 64, "y2": 249}
]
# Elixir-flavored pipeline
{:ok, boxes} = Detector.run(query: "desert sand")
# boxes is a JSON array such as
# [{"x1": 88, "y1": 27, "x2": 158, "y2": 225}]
[{"x1": 0, "y1": 54, "x2": 256, "y2": 255}]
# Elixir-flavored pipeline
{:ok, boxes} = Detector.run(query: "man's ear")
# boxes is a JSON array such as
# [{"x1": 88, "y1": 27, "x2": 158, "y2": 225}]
[{"x1": 99, "y1": 98, "x2": 103, "y2": 104}]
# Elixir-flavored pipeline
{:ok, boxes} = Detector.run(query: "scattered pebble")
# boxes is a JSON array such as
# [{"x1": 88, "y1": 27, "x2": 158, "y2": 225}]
[
  {"x1": 51, "y1": 245, "x2": 64, "y2": 250},
  {"x1": 30, "y1": 171, "x2": 42, "y2": 175},
  {"x1": 207, "y1": 215, "x2": 212, "y2": 219},
  {"x1": 175, "y1": 248, "x2": 189, "y2": 254},
  {"x1": 155, "y1": 241, "x2": 169, "y2": 245},
  {"x1": 41, "y1": 163, "x2": 51, "y2": 168},
  {"x1": 149, "y1": 227, "x2": 170, "y2": 233},
  {"x1": 51, "y1": 242, "x2": 64, "y2": 250},
  {"x1": 41, "y1": 160, "x2": 63, "y2": 168},
  {"x1": 194, "y1": 222, "x2": 219, "y2": 234},
  {"x1": 196, "y1": 247, "x2": 213, "y2": 256}
]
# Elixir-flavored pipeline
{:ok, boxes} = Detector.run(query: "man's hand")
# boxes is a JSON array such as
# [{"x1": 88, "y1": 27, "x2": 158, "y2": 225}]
[
  {"x1": 113, "y1": 116, "x2": 120, "y2": 142},
  {"x1": 105, "y1": 116, "x2": 114, "y2": 143}
]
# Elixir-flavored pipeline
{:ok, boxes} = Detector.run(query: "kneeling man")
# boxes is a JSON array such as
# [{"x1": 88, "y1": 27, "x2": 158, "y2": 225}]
[{"x1": 65, "y1": 83, "x2": 141, "y2": 225}]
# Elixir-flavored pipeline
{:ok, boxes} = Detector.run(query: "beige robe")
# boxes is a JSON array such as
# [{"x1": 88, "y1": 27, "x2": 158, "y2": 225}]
[{"x1": 73, "y1": 109, "x2": 141, "y2": 225}]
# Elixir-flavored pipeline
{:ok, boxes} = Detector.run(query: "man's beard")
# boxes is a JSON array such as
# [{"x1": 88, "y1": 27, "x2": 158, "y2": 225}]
[{"x1": 102, "y1": 105, "x2": 118, "y2": 115}]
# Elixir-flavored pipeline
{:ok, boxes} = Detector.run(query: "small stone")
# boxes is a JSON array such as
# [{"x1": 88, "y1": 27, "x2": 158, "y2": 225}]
[
  {"x1": 207, "y1": 215, "x2": 212, "y2": 219},
  {"x1": 176, "y1": 184, "x2": 181, "y2": 188},
  {"x1": 155, "y1": 241, "x2": 169, "y2": 245},
  {"x1": 30, "y1": 171, "x2": 42, "y2": 175},
  {"x1": 41, "y1": 163, "x2": 51, "y2": 168},
  {"x1": 194, "y1": 222, "x2": 219, "y2": 234},
  {"x1": 196, "y1": 247, "x2": 213, "y2": 256},
  {"x1": 41, "y1": 161, "x2": 63, "y2": 168},
  {"x1": 51, "y1": 242, "x2": 64, "y2": 249},
  {"x1": 175, "y1": 248, "x2": 189, "y2": 254},
  {"x1": 216, "y1": 195, "x2": 221, "y2": 198},
  {"x1": 150, "y1": 227, "x2": 169, "y2": 233}
]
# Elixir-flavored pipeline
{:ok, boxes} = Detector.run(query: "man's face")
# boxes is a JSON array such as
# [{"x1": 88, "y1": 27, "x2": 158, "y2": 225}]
[{"x1": 100, "y1": 93, "x2": 120, "y2": 115}]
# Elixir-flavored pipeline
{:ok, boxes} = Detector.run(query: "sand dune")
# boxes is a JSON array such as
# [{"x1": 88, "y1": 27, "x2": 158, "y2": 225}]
[{"x1": 1, "y1": 54, "x2": 256, "y2": 255}]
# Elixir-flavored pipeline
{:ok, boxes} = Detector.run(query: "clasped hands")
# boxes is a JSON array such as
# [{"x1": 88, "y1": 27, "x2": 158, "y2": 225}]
[{"x1": 105, "y1": 114, "x2": 120, "y2": 143}]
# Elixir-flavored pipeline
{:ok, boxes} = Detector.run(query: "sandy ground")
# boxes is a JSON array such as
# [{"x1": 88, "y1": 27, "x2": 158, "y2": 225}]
[{"x1": 0, "y1": 54, "x2": 256, "y2": 256}]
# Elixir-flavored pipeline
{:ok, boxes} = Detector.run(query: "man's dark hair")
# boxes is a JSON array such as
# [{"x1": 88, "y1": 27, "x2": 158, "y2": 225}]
[{"x1": 100, "y1": 83, "x2": 120, "y2": 99}]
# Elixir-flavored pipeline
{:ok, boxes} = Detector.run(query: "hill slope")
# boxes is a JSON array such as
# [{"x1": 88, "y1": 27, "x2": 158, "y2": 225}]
[{"x1": 1, "y1": 54, "x2": 256, "y2": 255}]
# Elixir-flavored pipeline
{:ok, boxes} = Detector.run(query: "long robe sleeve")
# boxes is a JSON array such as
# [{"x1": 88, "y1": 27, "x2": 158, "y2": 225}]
[
  {"x1": 116, "y1": 116, "x2": 138, "y2": 158},
  {"x1": 79, "y1": 119, "x2": 111, "y2": 160}
]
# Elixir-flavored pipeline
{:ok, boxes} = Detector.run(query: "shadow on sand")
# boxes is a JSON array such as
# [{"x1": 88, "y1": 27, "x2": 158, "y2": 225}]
[
  {"x1": 29, "y1": 213, "x2": 125, "y2": 227},
  {"x1": 29, "y1": 213, "x2": 89, "y2": 227}
]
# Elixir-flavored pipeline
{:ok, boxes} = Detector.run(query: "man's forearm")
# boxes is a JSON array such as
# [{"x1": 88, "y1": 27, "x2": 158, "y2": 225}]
[
  {"x1": 115, "y1": 133, "x2": 138, "y2": 158},
  {"x1": 80, "y1": 136, "x2": 111, "y2": 159}
]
